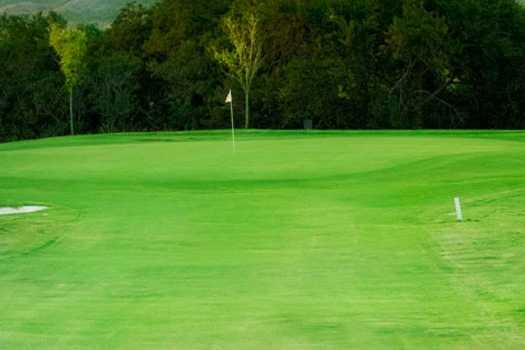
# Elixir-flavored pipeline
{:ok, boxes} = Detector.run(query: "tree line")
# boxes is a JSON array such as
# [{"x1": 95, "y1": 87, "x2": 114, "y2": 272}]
[{"x1": 1, "y1": 0, "x2": 525, "y2": 142}]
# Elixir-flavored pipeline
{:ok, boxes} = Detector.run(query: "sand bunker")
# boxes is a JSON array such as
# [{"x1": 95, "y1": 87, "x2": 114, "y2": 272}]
[{"x1": 0, "y1": 206, "x2": 48, "y2": 216}]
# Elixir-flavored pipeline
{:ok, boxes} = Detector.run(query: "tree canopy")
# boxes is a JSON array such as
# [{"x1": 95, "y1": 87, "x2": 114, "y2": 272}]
[
  {"x1": 214, "y1": 0, "x2": 265, "y2": 128},
  {"x1": 1, "y1": 0, "x2": 525, "y2": 141}
]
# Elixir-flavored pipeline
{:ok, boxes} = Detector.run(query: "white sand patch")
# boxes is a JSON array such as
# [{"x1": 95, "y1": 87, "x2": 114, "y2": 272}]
[{"x1": 0, "y1": 206, "x2": 48, "y2": 216}]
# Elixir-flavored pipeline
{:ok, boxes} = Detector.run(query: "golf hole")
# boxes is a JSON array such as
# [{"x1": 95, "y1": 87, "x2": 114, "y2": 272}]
[{"x1": 0, "y1": 206, "x2": 48, "y2": 216}]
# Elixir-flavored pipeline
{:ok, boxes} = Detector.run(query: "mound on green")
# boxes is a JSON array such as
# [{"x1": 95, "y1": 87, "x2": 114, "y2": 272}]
[{"x1": 1, "y1": 130, "x2": 525, "y2": 349}]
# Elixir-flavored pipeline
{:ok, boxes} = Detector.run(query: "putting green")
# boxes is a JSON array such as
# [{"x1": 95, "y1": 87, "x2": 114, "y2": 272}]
[{"x1": 1, "y1": 131, "x2": 525, "y2": 349}]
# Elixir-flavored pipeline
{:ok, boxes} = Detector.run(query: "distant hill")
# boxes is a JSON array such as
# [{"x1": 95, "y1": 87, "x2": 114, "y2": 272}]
[
  {"x1": 0, "y1": 0, "x2": 158, "y2": 25},
  {"x1": 2, "y1": 0, "x2": 523, "y2": 25}
]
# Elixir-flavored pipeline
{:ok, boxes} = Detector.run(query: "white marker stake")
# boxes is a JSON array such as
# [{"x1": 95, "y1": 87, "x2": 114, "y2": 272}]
[{"x1": 454, "y1": 197, "x2": 463, "y2": 222}]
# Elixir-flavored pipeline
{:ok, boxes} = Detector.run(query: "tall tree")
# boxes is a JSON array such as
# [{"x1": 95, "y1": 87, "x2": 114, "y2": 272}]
[
  {"x1": 145, "y1": 0, "x2": 229, "y2": 130},
  {"x1": 386, "y1": 0, "x2": 450, "y2": 127},
  {"x1": 50, "y1": 24, "x2": 88, "y2": 135},
  {"x1": 0, "y1": 13, "x2": 66, "y2": 142},
  {"x1": 90, "y1": 52, "x2": 141, "y2": 132},
  {"x1": 330, "y1": 0, "x2": 386, "y2": 127},
  {"x1": 214, "y1": 1, "x2": 264, "y2": 128}
]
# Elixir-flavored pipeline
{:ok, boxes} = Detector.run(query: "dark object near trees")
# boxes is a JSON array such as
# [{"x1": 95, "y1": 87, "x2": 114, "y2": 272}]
[{"x1": 303, "y1": 119, "x2": 313, "y2": 130}]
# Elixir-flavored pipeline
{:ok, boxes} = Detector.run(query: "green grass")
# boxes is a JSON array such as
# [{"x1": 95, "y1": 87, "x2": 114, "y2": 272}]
[{"x1": 1, "y1": 130, "x2": 525, "y2": 349}]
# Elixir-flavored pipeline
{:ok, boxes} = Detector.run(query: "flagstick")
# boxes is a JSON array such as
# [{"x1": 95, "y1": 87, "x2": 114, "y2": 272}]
[{"x1": 230, "y1": 99, "x2": 236, "y2": 152}]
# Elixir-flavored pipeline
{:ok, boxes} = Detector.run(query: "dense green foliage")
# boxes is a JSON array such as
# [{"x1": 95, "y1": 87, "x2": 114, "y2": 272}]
[
  {"x1": 1, "y1": 131, "x2": 525, "y2": 348},
  {"x1": 1, "y1": 0, "x2": 525, "y2": 141}
]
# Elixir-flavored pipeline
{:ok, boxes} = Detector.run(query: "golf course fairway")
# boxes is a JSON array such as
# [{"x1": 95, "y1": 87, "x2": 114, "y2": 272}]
[{"x1": 1, "y1": 130, "x2": 524, "y2": 349}]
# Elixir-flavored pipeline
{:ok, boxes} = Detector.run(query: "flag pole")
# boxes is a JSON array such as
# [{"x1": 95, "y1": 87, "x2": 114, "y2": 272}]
[
  {"x1": 230, "y1": 100, "x2": 236, "y2": 152},
  {"x1": 226, "y1": 90, "x2": 236, "y2": 152}
]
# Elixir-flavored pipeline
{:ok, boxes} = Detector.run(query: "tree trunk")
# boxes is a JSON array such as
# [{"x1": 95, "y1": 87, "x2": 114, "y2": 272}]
[
  {"x1": 244, "y1": 89, "x2": 250, "y2": 129},
  {"x1": 69, "y1": 87, "x2": 74, "y2": 135}
]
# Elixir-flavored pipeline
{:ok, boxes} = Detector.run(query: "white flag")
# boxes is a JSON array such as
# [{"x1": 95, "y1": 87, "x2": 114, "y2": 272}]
[{"x1": 225, "y1": 89, "x2": 232, "y2": 103}]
